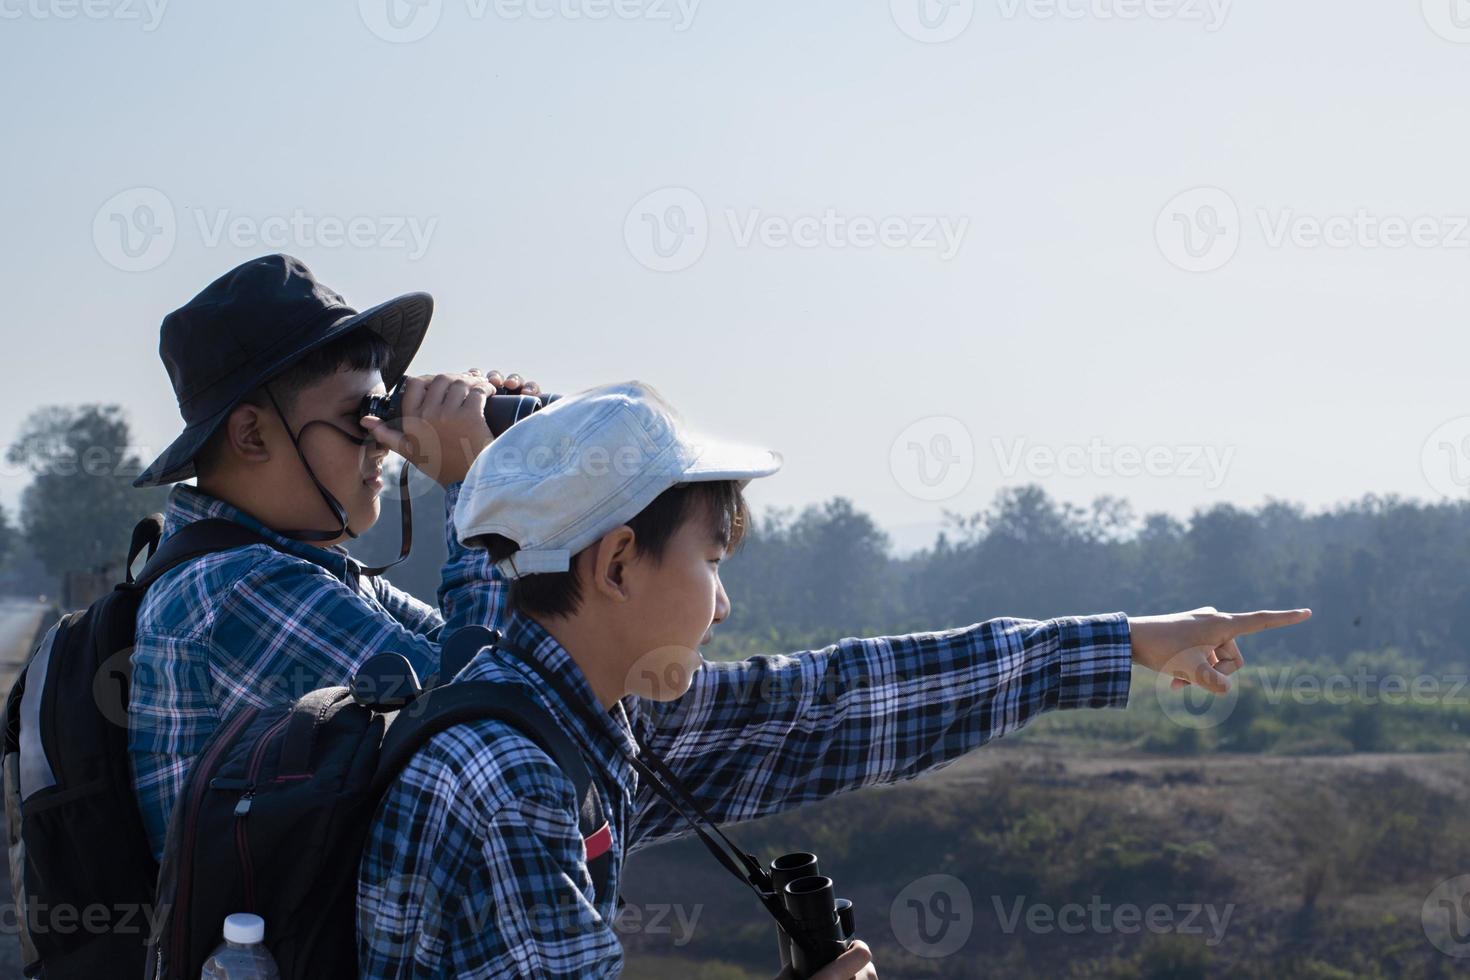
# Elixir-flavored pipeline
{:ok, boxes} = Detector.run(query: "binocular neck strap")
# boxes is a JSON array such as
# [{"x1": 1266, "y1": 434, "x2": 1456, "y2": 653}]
[
  {"x1": 495, "y1": 642, "x2": 808, "y2": 939},
  {"x1": 261, "y1": 384, "x2": 412, "y2": 578}
]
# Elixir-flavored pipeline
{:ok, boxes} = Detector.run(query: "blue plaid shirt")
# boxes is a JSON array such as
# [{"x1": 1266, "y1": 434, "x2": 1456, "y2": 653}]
[
  {"x1": 356, "y1": 608, "x2": 1133, "y2": 978},
  {"x1": 128, "y1": 482, "x2": 507, "y2": 858}
]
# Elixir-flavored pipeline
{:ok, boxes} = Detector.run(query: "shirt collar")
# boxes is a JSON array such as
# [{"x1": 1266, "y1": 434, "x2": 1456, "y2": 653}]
[
  {"x1": 162, "y1": 483, "x2": 362, "y2": 585},
  {"x1": 471, "y1": 611, "x2": 639, "y2": 790}
]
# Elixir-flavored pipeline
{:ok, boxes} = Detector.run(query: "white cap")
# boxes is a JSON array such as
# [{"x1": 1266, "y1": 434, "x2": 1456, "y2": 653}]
[
  {"x1": 222, "y1": 913, "x2": 266, "y2": 945},
  {"x1": 455, "y1": 380, "x2": 782, "y2": 579}
]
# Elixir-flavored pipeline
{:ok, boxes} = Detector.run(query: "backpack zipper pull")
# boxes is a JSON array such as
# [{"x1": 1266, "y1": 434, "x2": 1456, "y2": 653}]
[{"x1": 234, "y1": 789, "x2": 255, "y2": 817}]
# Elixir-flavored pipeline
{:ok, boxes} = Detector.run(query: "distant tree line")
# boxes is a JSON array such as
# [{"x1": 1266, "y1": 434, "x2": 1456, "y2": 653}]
[{"x1": 7, "y1": 404, "x2": 1470, "y2": 677}]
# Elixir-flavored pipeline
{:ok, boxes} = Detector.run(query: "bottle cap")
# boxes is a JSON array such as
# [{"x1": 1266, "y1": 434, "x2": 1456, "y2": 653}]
[{"x1": 222, "y1": 913, "x2": 265, "y2": 945}]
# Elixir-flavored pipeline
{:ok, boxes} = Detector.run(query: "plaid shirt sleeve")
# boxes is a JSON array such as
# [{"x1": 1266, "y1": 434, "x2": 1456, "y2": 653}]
[
  {"x1": 626, "y1": 613, "x2": 1132, "y2": 852},
  {"x1": 357, "y1": 723, "x2": 622, "y2": 979},
  {"x1": 368, "y1": 482, "x2": 502, "y2": 635},
  {"x1": 130, "y1": 482, "x2": 509, "y2": 857}
]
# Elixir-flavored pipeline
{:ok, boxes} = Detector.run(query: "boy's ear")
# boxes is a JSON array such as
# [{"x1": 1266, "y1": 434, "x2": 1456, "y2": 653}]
[
  {"x1": 222, "y1": 403, "x2": 272, "y2": 466},
  {"x1": 588, "y1": 525, "x2": 637, "y2": 602}
]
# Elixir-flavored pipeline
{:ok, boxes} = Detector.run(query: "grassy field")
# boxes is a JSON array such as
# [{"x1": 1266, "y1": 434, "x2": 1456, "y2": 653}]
[{"x1": 619, "y1": 744, "x2": 1470, "y2": 978}]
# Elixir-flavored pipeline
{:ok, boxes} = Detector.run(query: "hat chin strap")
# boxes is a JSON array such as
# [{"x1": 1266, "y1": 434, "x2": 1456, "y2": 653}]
[{"x1": 262, "y1": 385, "x2": 412, "y2": 577}]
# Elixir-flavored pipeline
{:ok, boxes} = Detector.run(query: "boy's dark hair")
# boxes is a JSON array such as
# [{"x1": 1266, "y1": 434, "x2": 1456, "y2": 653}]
[
  {"x1": 194, "y1": 328, "x2": 394, "y2": 479},
  {"x1": 473, "y1": 480, "x2": 749, "y2": 619}
]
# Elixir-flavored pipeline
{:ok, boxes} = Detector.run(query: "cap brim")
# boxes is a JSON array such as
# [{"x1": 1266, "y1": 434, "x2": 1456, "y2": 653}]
[
  {"x1": 344, "y1": 291, "x2": 432, "y2": 388},
  {"x1": 131, "y1": 404, "x2": 235, "y2": 488},
  {"x1": 132, "y1": 291, "x2": 433, "y2": 487},
  {"x1": 681, "y1": 438, "x2": 784, "y2": 483}
]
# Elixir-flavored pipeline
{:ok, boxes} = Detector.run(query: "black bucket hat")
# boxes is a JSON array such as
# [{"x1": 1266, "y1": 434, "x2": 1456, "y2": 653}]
[{"x1": 134, "y1": 254, "x2": 432, "y2": 488}]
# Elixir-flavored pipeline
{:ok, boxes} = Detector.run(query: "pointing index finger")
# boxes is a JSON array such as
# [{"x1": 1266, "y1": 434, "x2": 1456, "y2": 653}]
[{"x1": 1227, "y1": 608, "x2": 1313, "y2": 636}]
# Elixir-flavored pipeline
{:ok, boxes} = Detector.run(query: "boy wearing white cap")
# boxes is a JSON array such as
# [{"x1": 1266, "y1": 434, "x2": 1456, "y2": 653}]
[{"x1": 356, "y1": 381, "x2": 1310, "y2": 979}]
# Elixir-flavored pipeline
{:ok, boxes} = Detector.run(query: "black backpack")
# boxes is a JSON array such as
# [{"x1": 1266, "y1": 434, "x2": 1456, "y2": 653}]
[
  {"x1": 142, "y1": 629, "x2": 614, "y2": 980},
  {"x1": 1, "y1": 514, "x2": 276, "y2": 979}
]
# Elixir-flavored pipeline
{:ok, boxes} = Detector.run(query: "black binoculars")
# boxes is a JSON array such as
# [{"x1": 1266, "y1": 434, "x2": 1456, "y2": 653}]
[
  {"x1": 359, "y1": 384, "x2": 561, "y2": 439},
  {"x1": 770, "y1": 852, "x2": 858, "y2": 978}
]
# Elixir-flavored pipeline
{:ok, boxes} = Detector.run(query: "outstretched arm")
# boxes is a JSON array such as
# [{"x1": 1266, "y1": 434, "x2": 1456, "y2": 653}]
[{"x1": 627, "y1": 613, "x2": 1132, "y2": 852}]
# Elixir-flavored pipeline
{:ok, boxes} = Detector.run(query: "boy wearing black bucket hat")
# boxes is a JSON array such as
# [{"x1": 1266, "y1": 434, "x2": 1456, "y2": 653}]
[{"x1": 128, "y1": 253, "x2": 531, "y2": 858}]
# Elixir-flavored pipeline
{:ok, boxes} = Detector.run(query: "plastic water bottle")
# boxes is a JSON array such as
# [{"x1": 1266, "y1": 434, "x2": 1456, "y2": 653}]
[{"x1": 200, "y1": 913, "x2": 281, "y2": 980}]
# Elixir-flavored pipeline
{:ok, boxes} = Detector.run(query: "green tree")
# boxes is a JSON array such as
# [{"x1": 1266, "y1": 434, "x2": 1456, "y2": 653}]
[
  {"x1": 5, "y1": 405, "x2": 166, "y2": 577},
  {"x1": 0, "y1": 502, "x2": 15, "y2": 568}
]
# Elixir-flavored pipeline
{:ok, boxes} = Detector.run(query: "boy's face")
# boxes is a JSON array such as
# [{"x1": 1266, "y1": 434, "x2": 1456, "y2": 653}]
[
  {"x1": 281, "y1": 366, "x2": 390, "y2": 539},
  {"x1": 621, "y1": 501, "x2": 732, "y2": 702}
]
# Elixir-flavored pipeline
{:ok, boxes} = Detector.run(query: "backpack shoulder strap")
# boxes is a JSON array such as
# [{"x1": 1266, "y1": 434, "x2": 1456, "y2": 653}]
[
  {"x1": 129, "y1": 518, "x2": 276, "y2": 590},
  {"x1": 373, "y1": 681, "x2": 612, "y2": 903}
]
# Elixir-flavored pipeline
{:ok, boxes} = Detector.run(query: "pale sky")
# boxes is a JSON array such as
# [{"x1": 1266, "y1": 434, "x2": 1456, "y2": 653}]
[{"x1": 4, "y1": 0, "x2": 1469, "y2": 552}]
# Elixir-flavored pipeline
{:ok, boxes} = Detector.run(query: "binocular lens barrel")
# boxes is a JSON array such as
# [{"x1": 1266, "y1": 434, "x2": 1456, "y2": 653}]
[
  {"x1": 783, "y1": 875, "x2": 838, "y2": 927},
  {"x1": 485, "y1": 393, "x2": 554, "y2": 437},
  {"x1": 770, "y1": 852, "x2": 820, "y2": 894},
  {"x1": 783, "y1": 875, "x2": 852, "y2": 977},
  {"x1": 364, "y1": 389, "x2": 559, "y2": 439}
]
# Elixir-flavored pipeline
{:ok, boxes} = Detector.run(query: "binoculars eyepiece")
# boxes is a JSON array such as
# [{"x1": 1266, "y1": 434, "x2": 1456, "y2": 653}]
[
  {"x1": 359, "y1": 385, "x2": 560, "y2": 439},
  {"x1": 770, "y1": 852, "x2": 858, "y2": 978}
]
